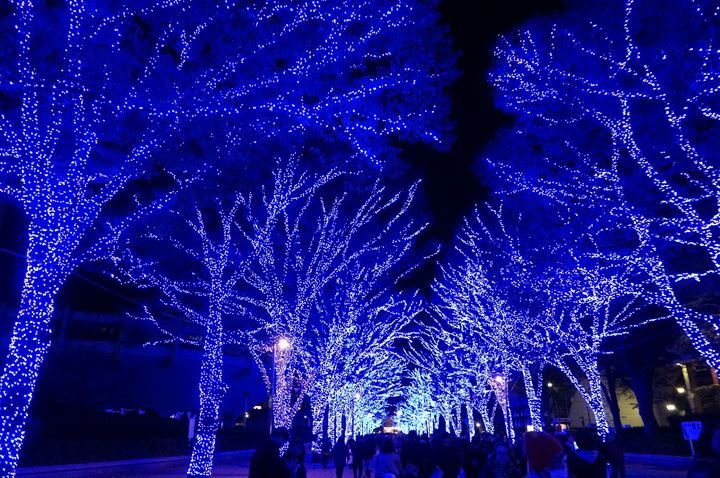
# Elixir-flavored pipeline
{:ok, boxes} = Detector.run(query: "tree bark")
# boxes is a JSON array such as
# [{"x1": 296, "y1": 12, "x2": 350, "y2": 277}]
[
  {"x1": 622, "y1": 354, "x2": 657, "y2": 435},
  {"x1": 521, "y1": 364, "x2": 544, "y2": 432},
  {"x1": 0, "y1": 260, "x2": 63, "y2": 476},
  {"x1": 602, "y1": 367, "x2": 623, "y2": 431},
  {"x1": 187, "y1": 328, "x2": 225, "y2": 477}
]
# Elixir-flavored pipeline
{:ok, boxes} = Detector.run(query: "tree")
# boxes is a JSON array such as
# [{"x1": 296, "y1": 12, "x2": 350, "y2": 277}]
[
  {"x1": 489, "y1": 0, "x2": 720, "y2": 370},
  {"x1": 240, "y1": 177, "x2": 422, "y2": 430},
  {"x1": 433, "y1": 204, "x2": 551, "y2": 434},
  {"x1": 0, "y1": 0, "x2": 454, "y2": 471},
  {"x1": 309, "y1": 281, "x2": 422, "y2": 450},
  {"x1": 117, "y1": 164, "x2": 332, "y2": 476}
]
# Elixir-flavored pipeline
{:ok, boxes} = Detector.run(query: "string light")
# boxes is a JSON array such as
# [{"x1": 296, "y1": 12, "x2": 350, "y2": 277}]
[
  {"x1": 0, "y1": 0, "x2": 454, "y2": 474},
  {"x1": 240, "y1": 170, "x2": 423, "y2": 435},
  {"x1": 488, "y1": 0, "x2": 720, "y2": 373}
]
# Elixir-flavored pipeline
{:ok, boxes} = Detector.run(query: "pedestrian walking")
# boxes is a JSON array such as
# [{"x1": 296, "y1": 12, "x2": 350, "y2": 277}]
[{"x1": 333, "y1": 436, "x2": 349, "y2": 478}]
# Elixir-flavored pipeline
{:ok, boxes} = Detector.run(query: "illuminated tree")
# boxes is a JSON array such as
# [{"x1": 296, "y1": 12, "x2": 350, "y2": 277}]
[
  {"x1": 489, "y1": 0, "x2": 720, "y2": 369},
  {"x1": 406, "y1": 310, "x2": 515, "y2": 439},
  {"x1": 437, "y1": 195, "x2": 663, "y2": 438},
  {"x1": 117, "y1": 164, "x2": 332, "y2": 476},
  {"x1": 310, "y1": 286, "x2": 422, "y2": 450},
  {"x1": 434, "y1": 204, "x2": 550, "y2": 434},
  {"x1": 241, "y1": 179, "x2": 421, "y2": 430},
  {"x1": 0, "y1": 0, "x2": 454, "y2": 471}
]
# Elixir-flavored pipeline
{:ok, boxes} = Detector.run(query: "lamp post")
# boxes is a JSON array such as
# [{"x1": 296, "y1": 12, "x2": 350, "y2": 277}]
[{"x1": 269, "y1": 337, "x2": 291, "y2": 433}]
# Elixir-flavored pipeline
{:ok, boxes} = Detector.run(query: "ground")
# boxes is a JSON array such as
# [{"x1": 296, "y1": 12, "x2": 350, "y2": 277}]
[{"x1": 17, "y1": 452, "x2": 689, "y2": 477}]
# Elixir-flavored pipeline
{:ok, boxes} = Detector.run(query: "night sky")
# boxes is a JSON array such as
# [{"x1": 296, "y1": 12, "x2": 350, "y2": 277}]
[
  {"x1": 0, "y1": 0, "x2": 566, "y2": 311},
  {"x1": 412, "y1": 0, "x2": 563, "y2": 241}
]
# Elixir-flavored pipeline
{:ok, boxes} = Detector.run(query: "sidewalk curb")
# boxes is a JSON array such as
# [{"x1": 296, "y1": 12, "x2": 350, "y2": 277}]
[
  {"x1": 17, "y1": 449, "x2": 254, "y2": 476},
  {"x1": 625, "y1": 452, "x2": 691, "y2": 468}
]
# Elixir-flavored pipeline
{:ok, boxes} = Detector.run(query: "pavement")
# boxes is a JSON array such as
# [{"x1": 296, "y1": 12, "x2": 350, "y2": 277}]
[{"x1": 17, "y1": 451, "x2": 690, "y2": 477}]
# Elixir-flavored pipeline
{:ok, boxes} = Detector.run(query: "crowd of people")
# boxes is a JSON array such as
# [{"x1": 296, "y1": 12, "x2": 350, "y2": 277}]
[{"x1": 248, "y1": 423, "x2": 720, "y2": 478}]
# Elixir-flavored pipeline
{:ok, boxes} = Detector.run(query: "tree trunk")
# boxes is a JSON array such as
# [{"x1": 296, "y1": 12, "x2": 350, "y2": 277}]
[
  {"x1": 0, "y1": 261, "x2": 63, "y2": 476},
  {"x1": 602, "y1": 367, "x2": 623, "y2": 431},
  {"x1": 557, "y1": 358, "x2": 610, "y2": 439},
  {"x1": 585, "y1": 366, "x2": 611, "y2": 439},
  {"x1": 521, "y1": 364, "x2": 544, "y2": 432},
  {"x1": 477, "y1": 394, "x2": 494, "y2": 434},
  {"x1": 187, "y1": 329, "x2": 225, "y2": 477},
  {"x1": 622, "y1": 354, "x2": 657, "y2": 435},
  {"x1": 311, "y1": 396, "x2": 328, "y2": 454}
]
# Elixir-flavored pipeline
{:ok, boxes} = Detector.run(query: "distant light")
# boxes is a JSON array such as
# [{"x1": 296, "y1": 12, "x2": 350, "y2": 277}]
[
  {"x1": 676, "y1": 387, "x2": 686, "y2": 394},
  {"x1": 547, "y1": 382, "x2": 553, "y2": 388},
  {"x1": 253, "y1": 405, "x2": 262, "y2": 410},
  {"x1": 665, "y1": 403, "x2": 677, "y2": 411},
  {"x1": 277, "y1": 338, "x2": 291, "y2": 351},
  {"x1": 526, "y1": 425, "x2": 535, "y2": 432},
  {"x1": 244, "y1": 412, "x2": 250, "y2": 418},
  {"x1": 475, "y1": 422, "x2": 481, "y2": 428}
]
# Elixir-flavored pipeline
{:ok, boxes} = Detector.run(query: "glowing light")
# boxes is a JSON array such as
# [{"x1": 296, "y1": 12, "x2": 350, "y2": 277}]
[
  {"x1": 0, "y1": 0, "x2": 455, "y2": 473},
  {"x1": 277, "y1": 338, "x2": 291, "y2": 352},
  {"x1": 488, "y1": 0, "x2": 720, "y2": 374}
]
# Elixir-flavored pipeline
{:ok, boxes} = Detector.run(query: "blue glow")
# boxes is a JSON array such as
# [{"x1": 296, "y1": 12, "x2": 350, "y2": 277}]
[{"x1": 0, "y1": 0, "x2": 454, "y2": 474}]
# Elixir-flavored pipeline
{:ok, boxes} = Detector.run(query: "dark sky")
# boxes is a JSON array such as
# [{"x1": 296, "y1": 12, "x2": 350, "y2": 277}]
[
  {"x1": 0, "y1": 0, "x2": 566, "y2": 311},
  {"x1": 413, "y1": 0, "x2": 564, "y2": 243}
]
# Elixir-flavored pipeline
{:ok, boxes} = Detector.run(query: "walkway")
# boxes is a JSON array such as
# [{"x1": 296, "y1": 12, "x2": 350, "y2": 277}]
[{"x1": 17, "y1": 451, "x2": 688, "y2": 477}]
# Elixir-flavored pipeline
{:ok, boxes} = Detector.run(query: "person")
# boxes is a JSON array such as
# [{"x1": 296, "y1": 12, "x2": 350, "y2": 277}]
[
  {"x1": 602, "y1": 429, "x2": 625, "y2": 478},
  {"x1": 284, "y1": 439, "x2": 307, "y2": 478},
  {"x1": 567, "y1": 428, "x2": 606, "y2": 478},
  {"x1": 249, "y1": 427, "x2": 291, "y2": 478},
  {"x1": 433, "y1": 433, "x2": 463, "y2": 478},
  {"x1": 350, "y1": 436, "x2": 365, "y2": 478},
  {"x1": 323, "y1": 436, "x2": 332, "y2": 468},
  {"x1": 462, "y1": 435, "x2": 487, "y2": 478},
  {"x1": 524, "y1": 431, "x2": 567, "y2": 478},
  {"x1": 401, "y1": 430, "x2": 422, "y2": 478},
  {"x1": 687, "y1": 425, "x2": 720, "y2": 478},
  {"x1": 478, "y1": 442, "x2": 522, "y2": 478},
  {"x1": 333, "y1": 436, "x2": 349, "y2": 478},
  {"x1": 375, "y1": 437, "x2": 403, "y2": 478},
  {"x1": 363, "y1": 435, "x2": 377, "y2": 477}
]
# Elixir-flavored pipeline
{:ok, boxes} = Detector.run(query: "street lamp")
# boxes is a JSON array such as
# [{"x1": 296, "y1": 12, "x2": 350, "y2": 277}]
[{"x1": 277, "y1": 337, "x2": 291, "y2": 351}]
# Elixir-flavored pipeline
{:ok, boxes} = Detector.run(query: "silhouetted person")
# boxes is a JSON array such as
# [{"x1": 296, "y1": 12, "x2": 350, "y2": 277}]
[
  {"x1": 525, "y1": 431, "x2": 567, "y2": 478},
  {"x1": 688, "y1": 425, "x2": 720, "y2": 478},
  {"x1": 478, "y1": 442, "x2": 522, "y2": 478},
  {"x1": 350, "y1": 437, "x2": 364, "y2": 478},
  {"x1": 284, "y1": 438, "x2": 307, "y2": 478},
  {"x1": 567, "y1": 428, "x2": 606, "y2": 478},
  {"x1": 433, "y1": 433, "x2": 462, "y2": 478},
  {"x1": 602, "y1": 430, "x2": 625, "y2": 478},
  {"x1": 249, "y1": 427, "x2": 291, "y2": 478},
  {"x1": 401, "y1": 430, "x2": 422, "y2": 478},
  {"x1": 333, "y1": 436, "x2": 348, "y2": 478},
  {"x1": 375, "y1": 437, "x2": 402, "y2": 478}
]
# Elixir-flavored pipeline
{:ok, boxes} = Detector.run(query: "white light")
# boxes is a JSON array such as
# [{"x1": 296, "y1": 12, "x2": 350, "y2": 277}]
[
  {"x1": 665, "y1": 404, "x2": 677, "y2": 411},
  {"x1": 277, "y1": 338, "x2": 291, "y2": 351},
  {"x1": 676, "y1": 387, "x2": 686, "y2": 394}
]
